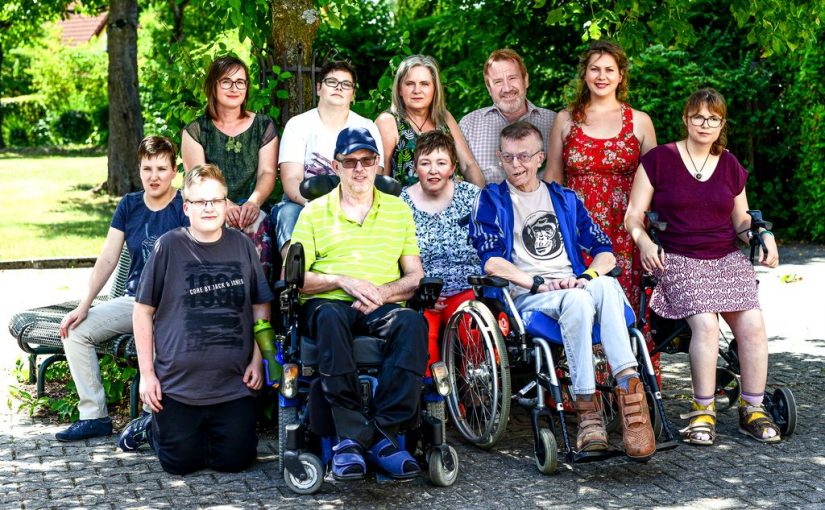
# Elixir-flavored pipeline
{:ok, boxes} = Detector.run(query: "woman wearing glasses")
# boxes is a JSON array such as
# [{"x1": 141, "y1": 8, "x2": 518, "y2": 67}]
[
  {"x1": 181, "y1": 55, "x2": 278, "y2": 282},
  {"x1": 276, "y1": 60, "x2": 384, "y2": 259},
  {"x1": 376, "y1": 55, "x2": 484, "y2": 188},
  {"x1": 625, "y1": 88, "x2": 781, "y2": 446}
]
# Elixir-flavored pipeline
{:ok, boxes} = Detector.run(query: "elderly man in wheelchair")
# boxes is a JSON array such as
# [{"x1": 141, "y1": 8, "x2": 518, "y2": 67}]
[
  {"x1": 468, "y1": 120, "x2": 657, "y2": 463},
  {"x1": 274, "y1": 126, "x2": 456, "y2": 492}
]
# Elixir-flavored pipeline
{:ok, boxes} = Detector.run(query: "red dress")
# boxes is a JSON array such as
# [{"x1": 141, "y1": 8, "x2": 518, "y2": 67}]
[{"x1": 563, "y1": 103, "x2": 661, "y2": 381}]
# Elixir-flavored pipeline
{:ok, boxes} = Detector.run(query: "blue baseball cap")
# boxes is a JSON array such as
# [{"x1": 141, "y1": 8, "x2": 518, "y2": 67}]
[{"x1": 334, "y1": 127, "x2": 379, "y2": 157}]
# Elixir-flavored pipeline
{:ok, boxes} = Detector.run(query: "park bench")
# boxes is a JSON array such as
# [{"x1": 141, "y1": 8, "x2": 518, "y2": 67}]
[{"x1": 7, "y1": 248, "x2": 142, "y2": 419}]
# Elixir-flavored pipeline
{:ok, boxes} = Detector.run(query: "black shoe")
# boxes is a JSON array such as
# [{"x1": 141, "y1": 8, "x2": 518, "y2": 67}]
[
  {"x1": 55, "y1": 417, "x2": 113, "y2": 441},
  {"x1": 118, "y1": 412, "x2": 152, "y2": 452}
]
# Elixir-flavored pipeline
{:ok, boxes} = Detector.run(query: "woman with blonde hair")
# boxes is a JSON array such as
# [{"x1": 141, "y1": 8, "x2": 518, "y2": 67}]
[{"x1": 376, "y1": 54, "x2": 484, "y2": 187}]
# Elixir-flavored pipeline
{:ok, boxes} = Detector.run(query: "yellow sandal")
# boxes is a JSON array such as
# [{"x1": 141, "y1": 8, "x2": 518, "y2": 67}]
[
  {"x1": 680, "y1": 400, "x2": 716, "y2": 446},
  {"x1": 738, "y1": 399, "x2": 781, "y2": 443}
]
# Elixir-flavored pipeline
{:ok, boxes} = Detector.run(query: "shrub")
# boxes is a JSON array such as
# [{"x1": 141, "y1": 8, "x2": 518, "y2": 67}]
[{"x1": 55, "y1": 110, "x2": 93, "y2": 144}]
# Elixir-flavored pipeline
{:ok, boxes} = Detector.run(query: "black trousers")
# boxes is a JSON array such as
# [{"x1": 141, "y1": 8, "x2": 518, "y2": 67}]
[
  {"x1": 150, "y1": 396, "x2": 257, "y2": 475},
  {"x1": 301, "y1": 299, "x2": 429, "y2": 447}
]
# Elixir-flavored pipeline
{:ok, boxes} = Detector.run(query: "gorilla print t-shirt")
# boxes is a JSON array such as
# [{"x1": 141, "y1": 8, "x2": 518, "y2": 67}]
[
  {"x1": 136, "y1": 227, "x2": 274, "y2": 406},
  {"x1": 507, "y1": 181, "x2": 574, "y2": 299}
]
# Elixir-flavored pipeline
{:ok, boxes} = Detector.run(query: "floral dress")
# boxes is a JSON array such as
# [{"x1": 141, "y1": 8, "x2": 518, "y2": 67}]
[
  {"x1": 563, "y1": 102, "x2": 660, "y2": 381},
  {"x1": 390, "y1": 113, "x2": 449, "y2": 187}
]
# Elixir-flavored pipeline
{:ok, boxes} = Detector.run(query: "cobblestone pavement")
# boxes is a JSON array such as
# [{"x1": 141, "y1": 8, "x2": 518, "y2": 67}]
[{"x1": 2, "y1": 244, "x2": 824, "y2": 509}]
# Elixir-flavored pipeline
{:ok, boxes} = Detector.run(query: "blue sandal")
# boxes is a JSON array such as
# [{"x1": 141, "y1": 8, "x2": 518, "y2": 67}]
[
  {"x1": 332, "y1": 439, "x2": 367, "y2": 481},
  {"x1": 367, "y1": 437, "x2": 420, "y2": 480}
]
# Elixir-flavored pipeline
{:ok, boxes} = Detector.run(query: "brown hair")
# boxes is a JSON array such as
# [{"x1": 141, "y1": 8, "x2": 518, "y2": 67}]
[
  {"x1": 414, "y1": 131, "x2": 458, "y2": 167},
  {"x1": 499, "y1": 120, "x2": 544, "y2": 148},
  {"x1": 137, "y1": 135, "x2": 177, "y2": 167},
  {"x1": 204, "y1": 55, "x2": 250, "y2": 120},
  {"x1": 684, "y1": 88, "x2": 728, "y2": 156},
  {"x1": 183, "y1": 164, "x2": 227, "y2": 199},
  {"x1": 569, "y1": 40, "x2": 629, "y2": 124},
  {"x1": 483, "y1": 49, "x2": 528, "y2": 81},
  {"x1": 318, "y1": 60, "x2": 358, "y2": 86}
]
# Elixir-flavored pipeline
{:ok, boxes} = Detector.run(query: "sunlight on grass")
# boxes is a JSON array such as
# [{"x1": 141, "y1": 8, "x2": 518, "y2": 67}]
[{"x1": 0, "y1": 156, "x2": 114, "y2": 260}]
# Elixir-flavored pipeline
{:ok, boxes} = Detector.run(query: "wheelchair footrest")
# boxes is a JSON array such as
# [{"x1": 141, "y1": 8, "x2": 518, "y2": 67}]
[
  {"x1": 569, "y1": 448, "x2": 624, "y2": 464},
  {"x1": 655, "y1": 439, "x2": 680, "y2": 452}
]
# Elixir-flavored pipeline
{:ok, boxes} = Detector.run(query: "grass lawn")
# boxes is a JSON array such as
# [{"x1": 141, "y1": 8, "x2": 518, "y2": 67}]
[{"x1": 0, "y1": 153, "x2": 116, "y2": 260}]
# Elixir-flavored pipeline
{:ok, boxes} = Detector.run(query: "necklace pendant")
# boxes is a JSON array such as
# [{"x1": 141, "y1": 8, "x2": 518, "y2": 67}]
[{"x1": 695, "y1": 172, "x2": 702, "y2": 180}]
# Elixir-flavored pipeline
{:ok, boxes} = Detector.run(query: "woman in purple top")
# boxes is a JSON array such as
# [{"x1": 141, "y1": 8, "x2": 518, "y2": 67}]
[{"x1": 625, "y1": 89, "x2": 780, "y2": 446}]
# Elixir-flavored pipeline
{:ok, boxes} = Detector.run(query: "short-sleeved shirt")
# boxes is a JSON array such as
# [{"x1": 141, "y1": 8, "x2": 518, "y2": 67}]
[
  {"x1": 184, "y1": 113, "x2": 278, "y2": 203},
  {"x1": 401, "y1": 181, "x2": 481, "y2": 296},
  {"x1": 279, "y1": 108, "x2": 385, "y2": 177},
  {"x1": 642, "y1": 143, "x2": 748, "y2": 260},
  {"x1": 291, "y1": 186, "x2": 419, "y2": 302},
  {"x1": 135, "y1": 227, "x2": 274, "y2": 406},
  {"x1": 459, "y1": 101, "x2": 556, "y2": 184},
  {"x1": 507, "y1": 181, "x2": 574, "y2": 298},
  {"x1": 110, "y1": 190, "x2": 189, "y2": 296}
]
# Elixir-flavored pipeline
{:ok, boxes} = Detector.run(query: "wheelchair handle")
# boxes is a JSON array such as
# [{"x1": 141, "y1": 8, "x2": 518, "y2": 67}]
[
  {"x1": 746, "y1": 210, "x2": 773, "y2": 264},
  {"x1": 408, "y1": 277, "x2": 444, "y2": 311},
  {"x1": 644, "y1": 211, "x2": 667, "y2": 257}
]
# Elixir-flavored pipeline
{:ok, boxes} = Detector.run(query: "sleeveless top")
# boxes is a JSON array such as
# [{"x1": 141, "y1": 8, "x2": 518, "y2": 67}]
[
  {"x1": 562, "y1": 102, "x2": 642, "y2": 310},
  {"x1": 184, "y1": 113, "x2": 278, "y2": 203},
  {"x1": 390, "y1": 112, "x2": 450, "y2": 187}
]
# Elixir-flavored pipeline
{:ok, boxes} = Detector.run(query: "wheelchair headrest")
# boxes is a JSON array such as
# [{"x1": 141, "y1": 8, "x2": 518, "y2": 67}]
[
  {"x1": 285, "y1": 242, "x2": 305, "y2": 288},
  {"x1": 299, "y1": 174, "x2": 402, "y2": 201}
]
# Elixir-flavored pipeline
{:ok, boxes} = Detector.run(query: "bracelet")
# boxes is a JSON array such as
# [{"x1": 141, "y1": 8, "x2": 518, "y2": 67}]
[
  {"x1": 578, "y1": 269, "x2": 599, "y2": 281},
  {"x1": 759, "y1": 230, "x2": 774, "y2": 237}
]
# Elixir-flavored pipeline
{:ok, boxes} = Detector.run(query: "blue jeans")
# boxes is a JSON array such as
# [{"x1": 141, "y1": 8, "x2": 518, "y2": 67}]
[
  {"x1": 274, "y1": 198, "x2": 304, "y2": 252},
  {"x1": 514, "y1": 277, "x2": 637, "y2": 395}
]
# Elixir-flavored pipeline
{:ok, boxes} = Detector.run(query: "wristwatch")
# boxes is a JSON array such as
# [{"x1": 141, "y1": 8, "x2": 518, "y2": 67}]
[{"x1": 530, "y1": 275, "x2": 544, "y2": 294}]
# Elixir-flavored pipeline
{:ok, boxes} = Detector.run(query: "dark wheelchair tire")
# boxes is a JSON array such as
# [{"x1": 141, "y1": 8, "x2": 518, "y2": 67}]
[
  {"x1": 428, "y1": 445, "x2": 460, "y2": 487},
  {"x1": 772, "y1": 387, "x2": 797, "y2": 437},
  {"x1": 278, "y1": 405, "x2": 299, "y2": 474},
  {"x1": 442, "y1": 300, "x2": 511, "y2": 449},
  {"x1": 534, "y1": 427, "x2": 559, "y2": 475},
  {"x1": 283, "y1": 452, "x2": 325, "y2": 495}
]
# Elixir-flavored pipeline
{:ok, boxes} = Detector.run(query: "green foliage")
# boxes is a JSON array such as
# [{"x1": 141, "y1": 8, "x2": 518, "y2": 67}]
[{"x1": 7, "y1": 356, "x2": 137, "y2": 423}]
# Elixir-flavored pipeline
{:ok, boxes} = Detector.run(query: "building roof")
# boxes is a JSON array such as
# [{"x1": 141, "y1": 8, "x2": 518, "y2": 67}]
[{"x1": 59, "y1": 12, "x2": 107, "y2": 46}]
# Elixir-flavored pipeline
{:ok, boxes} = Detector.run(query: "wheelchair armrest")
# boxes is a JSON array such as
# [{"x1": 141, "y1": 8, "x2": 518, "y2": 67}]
[
  {"x1": 605, "y1": 267, "x2": 622, "y2": 278},
  {"x1": 467, "y1": 274, "x2": 509, "y2": 288},
  {"x1": 408, "y1": 277, "x2": 444, "y2": 311}
]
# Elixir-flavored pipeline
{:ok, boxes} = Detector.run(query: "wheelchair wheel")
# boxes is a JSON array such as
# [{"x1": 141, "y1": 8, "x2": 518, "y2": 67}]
[
  {"x1": 428, "y1": 445, "x2": 459, "y2": 487},
  {"x1": 283, "y1": 452, "x2": 324, "y2": 495},
  {"x1": 278, "y1": 406, "x2": 299, "y2": 474},
  {"x1": 534, "y1": 427, "x2": 558, "y2": 475},
  {"x1": 647, "y1": 391, "x2": 663, "y2": 440},
  {"x1": 771, "y1": 387, "x2": 797, "y2": 437},
  {"x1": 443, "y1": 300, "x2": 511, "y2": 449},
  {"x1": 715, "y1": 367, "x2": 740, "y2": 409}
]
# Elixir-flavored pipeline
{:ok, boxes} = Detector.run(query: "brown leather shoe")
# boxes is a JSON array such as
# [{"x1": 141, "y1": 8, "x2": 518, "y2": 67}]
[
  {"x1": 574, "y1": 396, "x2": 608, "y2": 452},
  {"x1": 615, "y1": 377, "x2": 656, "y2": 462}
]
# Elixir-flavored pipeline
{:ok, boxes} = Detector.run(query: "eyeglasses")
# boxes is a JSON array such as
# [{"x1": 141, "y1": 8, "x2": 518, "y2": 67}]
[
  {"x1": 498, "y1": 149, "x2": 543, "y2": 164},
  {"x1": 688, "y1": 115, "x2": 723, "y2": 128},
  {"x1": 336, "y1": 156, "x2": 378, "y2": 169},
  {"x1": 322, "y1": 77, "x2": 355, "y2": 91},
  {"x1": 186, "y1": 198, "x2": 227, "y2": 209},
  {"x1": 218, "y1": 78, "x2": 248, "y2": 91}
]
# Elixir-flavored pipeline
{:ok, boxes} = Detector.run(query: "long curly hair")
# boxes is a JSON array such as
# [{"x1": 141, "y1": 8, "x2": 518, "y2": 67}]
[{"x1": 569, "y1": 40, "x2": 629, "y2": 124}]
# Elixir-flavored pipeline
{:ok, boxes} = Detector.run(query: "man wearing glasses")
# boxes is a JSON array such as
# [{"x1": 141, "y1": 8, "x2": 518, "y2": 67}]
[
  {"x1": 290, "y1": 127, "x2": 429, "y2": 481},
  {"x1": 276, "y1": 60, "x2": 385, "y2": 259},
  {"x1": 469, "y1": 121, "x2": 656, "y2": 461},
  {"x1": 119, "y1": 164, "x2": 274, "y2": 475}
]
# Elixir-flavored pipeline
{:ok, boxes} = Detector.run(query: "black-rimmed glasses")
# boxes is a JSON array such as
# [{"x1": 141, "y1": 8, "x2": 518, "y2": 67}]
[
  {"x1": 322, "y1": 77, "x2": 355, "y2": 91},
  {"x1": 218, "y1": 78, "x2": 248, "y2": 91},
  {"x1": 688, "y1": 115, "x2": 723, "y2": 128}
]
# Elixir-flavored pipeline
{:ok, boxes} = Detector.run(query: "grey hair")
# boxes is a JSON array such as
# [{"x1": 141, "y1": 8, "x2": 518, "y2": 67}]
[{"x1": 390, "y1": 54, "x2": 448, "y2": 130}]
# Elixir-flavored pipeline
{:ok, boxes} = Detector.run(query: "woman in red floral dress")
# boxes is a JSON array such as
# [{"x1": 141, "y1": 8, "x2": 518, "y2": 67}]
[{"x1": 544, "y1": 40, "x2": 659, "y2": 380}]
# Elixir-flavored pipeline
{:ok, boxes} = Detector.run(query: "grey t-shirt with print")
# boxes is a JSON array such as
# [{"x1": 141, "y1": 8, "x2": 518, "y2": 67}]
[{"x1": 136, "y1": 227, "x2": 274, "y2": 406}]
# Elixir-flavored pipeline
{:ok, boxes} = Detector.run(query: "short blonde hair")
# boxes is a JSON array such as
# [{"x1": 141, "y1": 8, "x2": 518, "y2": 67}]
[{"x1": 183, "y1": 164, "x2": 227, "y2": 199}]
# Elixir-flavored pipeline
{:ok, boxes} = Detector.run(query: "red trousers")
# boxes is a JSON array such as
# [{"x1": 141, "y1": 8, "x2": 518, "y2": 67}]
[{"x1": 423, "y1": 289, "x2": 475, "y2": 376}]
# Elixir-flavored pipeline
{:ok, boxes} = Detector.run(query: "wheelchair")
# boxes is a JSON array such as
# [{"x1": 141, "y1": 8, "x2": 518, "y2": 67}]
[
  {"x1": 271, "y1": 174, "x2": 459, "y2": 495},
  {"x1": 441, "y1": 271, "x2": 680, "y2": 474},
  {"x1": 640, "y1": 210, "x2": 797, "y2": 437}
]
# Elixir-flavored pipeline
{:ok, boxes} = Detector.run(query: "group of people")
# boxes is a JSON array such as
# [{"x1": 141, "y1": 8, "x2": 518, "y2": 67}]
[{"x1": 53, "y1": 39, "x2": 782, "y2": 479}]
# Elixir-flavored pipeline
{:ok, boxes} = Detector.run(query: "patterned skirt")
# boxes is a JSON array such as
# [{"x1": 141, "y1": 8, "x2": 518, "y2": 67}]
[{"x1": 650, "y1": 250, "x2": 760, "y2": 319}]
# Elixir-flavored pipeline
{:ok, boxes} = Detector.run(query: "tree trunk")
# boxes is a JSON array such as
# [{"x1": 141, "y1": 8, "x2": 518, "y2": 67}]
[
  {"x1": 269, "y1": 1, "x2": 320, "y2": 121},
  {"x1": 169, "y1": 0, "x2": 189, "y2": 45},
  {"x1": 107, "y1": 0, "x2": 143, "y2": 195}
]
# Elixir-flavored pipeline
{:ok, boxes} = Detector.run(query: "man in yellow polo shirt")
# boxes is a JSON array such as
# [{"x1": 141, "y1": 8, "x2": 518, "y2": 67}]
[{"x1": 290, "y1": 127, "x2": 427, "y2": 482}]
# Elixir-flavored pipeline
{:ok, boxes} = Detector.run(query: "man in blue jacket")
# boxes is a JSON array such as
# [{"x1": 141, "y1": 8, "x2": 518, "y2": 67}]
[{"x1": 469, "y1": 120, "x2": 655, "y2": 461}]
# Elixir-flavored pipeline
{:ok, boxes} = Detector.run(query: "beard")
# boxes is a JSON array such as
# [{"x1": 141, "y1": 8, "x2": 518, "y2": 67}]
[{"x1": 495, "y1": 94, "x2": 526, "y2": 115}]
